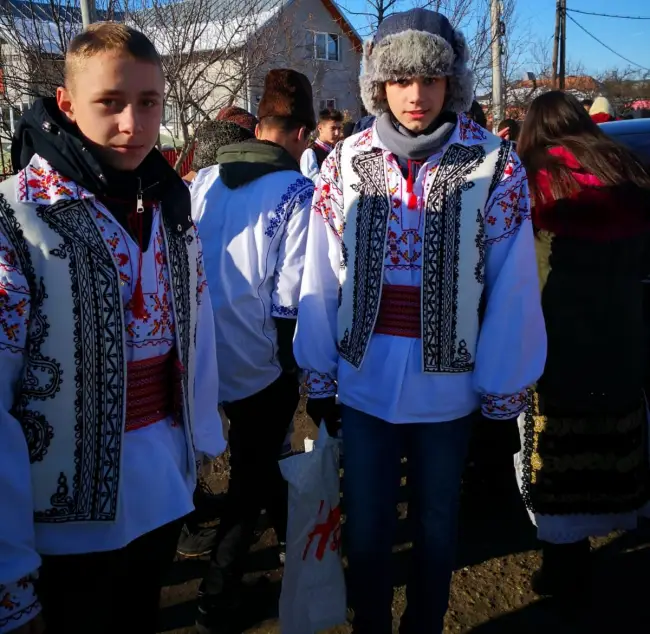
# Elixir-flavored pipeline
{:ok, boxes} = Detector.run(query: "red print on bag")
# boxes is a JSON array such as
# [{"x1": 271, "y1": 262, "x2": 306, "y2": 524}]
[{"x1": 302, "y1": 500, "x2": 342, "y2": 561}]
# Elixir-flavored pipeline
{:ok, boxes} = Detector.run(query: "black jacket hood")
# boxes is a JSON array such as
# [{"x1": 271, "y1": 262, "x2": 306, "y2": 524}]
[
  {"x1": 11, "y1": 98, "x2": 192, "y2": 233},
  {"x1": 216, "y1": 139, "x2": 301, "y2": 189}
]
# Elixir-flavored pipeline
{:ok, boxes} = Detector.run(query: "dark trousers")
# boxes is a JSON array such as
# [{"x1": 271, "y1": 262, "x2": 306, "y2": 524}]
[
  {"x1": 37, "y1": 518, "x2": 184, "y2": 634},
  {"x1": 342, "y1": 406, "x2": 473, "y2": 634},
  {"x1": 207, "y1": 372, "x2": 299, "y2": 593}
]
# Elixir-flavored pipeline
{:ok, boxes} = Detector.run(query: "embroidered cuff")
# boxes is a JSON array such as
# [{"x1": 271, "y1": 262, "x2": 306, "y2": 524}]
[
  {"x1": 481, "y1": 390, "x2": 527, "y2": 420},
  {"x1": 271, "y1": 303, "x2": 298, "y2": 318},
  {"x1": 0, "y1": 576, "x2": 41, "y2": 634},
  {"x1": 304, "y1": 370, "x2": 337, "y2": 398}
]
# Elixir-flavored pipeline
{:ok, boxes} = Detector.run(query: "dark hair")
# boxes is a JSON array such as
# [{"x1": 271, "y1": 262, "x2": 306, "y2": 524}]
[
  {"x1": 342, "y1": 121, "x2": 355, "y2": 137},
  {"x1": 318, "y1": 108, "x2": 343, "y2": 124},
  {"x1": 259, "y1": 116, "x2": 311, "y2": 134},
  {"x1": 581, "y1": 98, "x2": 594, "y2": 109},
  {"x1": 518, "y1": 91, "x2": 650, "y2": 203},
  {"x1": 497, "y1": 118, "x2": 521, "y2": 141},
  {"x1": 192, "y1": 120, "x2": 253, "y2": 172},
  {"x1": 466, "y1": 101, "x2": 487, "y2": 128}
]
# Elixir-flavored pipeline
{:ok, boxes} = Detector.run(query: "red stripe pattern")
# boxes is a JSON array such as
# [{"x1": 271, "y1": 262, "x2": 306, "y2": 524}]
[
  {"x1": 125, "y1": 350, "x2": 183, "y2": 432},
  {"x1": 374, "y1": 285, "x2": 421, "y2": 339}
]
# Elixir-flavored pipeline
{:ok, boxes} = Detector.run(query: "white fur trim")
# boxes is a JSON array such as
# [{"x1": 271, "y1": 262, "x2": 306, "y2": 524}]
[{"x1": 360, "y1": 29, "x2": 474, "y2": 116}]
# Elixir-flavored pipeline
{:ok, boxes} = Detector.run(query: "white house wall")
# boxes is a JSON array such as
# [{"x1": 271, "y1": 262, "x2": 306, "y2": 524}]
[{"x1": 248, "y1": 0, "x2": 362, "y2": 120}]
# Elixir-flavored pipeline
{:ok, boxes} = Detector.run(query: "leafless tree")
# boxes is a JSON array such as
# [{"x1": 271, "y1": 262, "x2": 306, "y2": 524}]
[
  {"x1": 337, "y1": 0, "x2": 516, "y2": 106},
  {"x1": 0, "y1": 1, "x2": 118, "y2": 143},
  {"x1": 124, "y1": 0, "x2": 290, "y2": 169},
  {"x1": 596, "y1": 68, "x2": 650, "y2": 112},
  {"x1": 0, "y1": 0, "x2": 292, "y2": 171},
  {"x1": 340, "y1": 0, "x2": 476, "y2": 35}
]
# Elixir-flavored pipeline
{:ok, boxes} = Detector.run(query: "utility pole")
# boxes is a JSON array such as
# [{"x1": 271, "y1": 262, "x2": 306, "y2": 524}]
[
  {"x1": 80, "y1": 0, "x2": 95, "y2": 28},
  {"x1": 559, "y1": 0, "x2": 566, "y2": 90},
  {"x1": 551, "y1": 0, "x2": 561, "y2": 88},
  {"x1": 490, "y1": 0, "x2": 503, "y2": 130}
]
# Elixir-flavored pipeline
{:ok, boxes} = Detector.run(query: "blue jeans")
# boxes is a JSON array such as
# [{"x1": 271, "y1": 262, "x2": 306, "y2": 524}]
[{"x1": 342, "y1": 406, "x2": 473, "y2": 634}]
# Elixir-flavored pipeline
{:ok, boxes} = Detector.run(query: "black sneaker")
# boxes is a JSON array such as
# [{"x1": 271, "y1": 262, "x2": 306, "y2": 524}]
[
  {"x1": 176, "y1": 524, "x2": 217, "y2": 558},
  {"x1": 193, "y1": 478, "x2": 225, "y2": 524},
  {"x1": 195, "y1": 583, "x2": 243, "y2": 634}
]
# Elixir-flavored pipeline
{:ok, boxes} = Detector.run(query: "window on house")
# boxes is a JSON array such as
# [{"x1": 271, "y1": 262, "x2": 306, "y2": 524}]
[
  {"x1": 319, "y1": 98, "x2": 337, "y2": 110},
  {"x1": 163, "y1": 102, "x2": 177, "y2": 125},
  {"x1": 313, "y1": 32, "x2": 339, "y2": 61}
]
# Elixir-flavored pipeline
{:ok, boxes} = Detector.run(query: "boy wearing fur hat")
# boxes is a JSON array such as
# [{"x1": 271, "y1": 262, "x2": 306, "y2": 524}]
[
  {"x1": 0, "y1": 23, "x2": 224, "y2": 634},
  {"x1": 294, "y1": 9, "x2": 546, "y2": 633},
  {"x1": 190, "y1": 69, "x2": 314, "y2": 632}
]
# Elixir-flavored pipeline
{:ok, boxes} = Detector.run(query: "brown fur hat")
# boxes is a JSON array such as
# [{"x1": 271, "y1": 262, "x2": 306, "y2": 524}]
[
  {"x1": 258, "y1": 69, "x2": 316, "y2": 131},
  {"x1": 216, "y1": 106, "x2": 258, "y2": 134}
]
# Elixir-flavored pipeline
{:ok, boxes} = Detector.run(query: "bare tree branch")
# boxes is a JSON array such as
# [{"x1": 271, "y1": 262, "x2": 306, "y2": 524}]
[{"x1": 0, "y1": 0, "x2": 294, "y2": 171}]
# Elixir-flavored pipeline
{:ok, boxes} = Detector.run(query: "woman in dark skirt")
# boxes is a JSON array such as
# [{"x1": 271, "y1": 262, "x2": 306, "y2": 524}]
[{"x1": 516, "y1": 90, "x2": 650, "y2": 598}]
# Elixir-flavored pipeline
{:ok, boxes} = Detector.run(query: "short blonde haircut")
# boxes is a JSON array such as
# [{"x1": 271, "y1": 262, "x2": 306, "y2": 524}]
[{"x1": 65, "y1": 22, "x2": 162, "y2": 86}]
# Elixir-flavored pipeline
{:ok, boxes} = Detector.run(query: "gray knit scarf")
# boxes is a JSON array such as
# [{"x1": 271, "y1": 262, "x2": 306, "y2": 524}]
[{"x1": 375, "y1": 111, "x2": 457, "y2": 160}]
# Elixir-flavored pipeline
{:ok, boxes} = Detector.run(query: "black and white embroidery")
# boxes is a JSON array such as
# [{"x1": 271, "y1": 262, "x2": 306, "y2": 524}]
[
  {"x1": 21, "y1": 410, "x2": 54, "y2": 462},
  {"x1": 488, "y1": 140, "x2": 512, "y2": 201},
  {"x1": 0, "y1": 194, "x2": 63, "y2": 466},
  {"x1": 422, "y1": 144, "x2": 486, "y2": 373},
  {"x1": 341, "y1": 150, "x2": 390, "y2": 368},
  {"x1": 37, "y1": 199, "x2": 124, "y2": 522},
  {"x1": 474, "y1": 207, "x2": 486, "y2": 285},
  {"x1": 162, "y1": 216, "x2": 193, "y2": 446}
]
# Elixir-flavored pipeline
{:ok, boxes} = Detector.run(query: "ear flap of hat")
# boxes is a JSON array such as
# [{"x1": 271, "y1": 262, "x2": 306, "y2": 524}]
[
  {"x1": 359, "y1": 28, "x2": 474, "y2": 117},
  {"x1": 444, "y1": 29, "x2": 474, "y2": 115}
]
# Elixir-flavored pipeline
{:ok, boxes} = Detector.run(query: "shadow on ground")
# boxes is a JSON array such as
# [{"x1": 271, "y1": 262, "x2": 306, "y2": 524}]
[
  {"x1": 467, "y1": 529, "x2": 650, "y2": 634},
  {"x1": 158, "y1": 411, "x2": 650, "y2": 633}
]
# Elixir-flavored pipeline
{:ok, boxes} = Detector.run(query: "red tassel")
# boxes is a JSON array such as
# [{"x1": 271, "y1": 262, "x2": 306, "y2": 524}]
[
  {"x1": 405, "y1": 159, "x2": 418, "y2": 210},
  {"x1": 131, "y1": 276, "x2": 146, "y2": 319}
]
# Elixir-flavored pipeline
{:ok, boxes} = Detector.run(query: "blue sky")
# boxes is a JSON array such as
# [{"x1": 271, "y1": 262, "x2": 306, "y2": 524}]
[
  {"x1": 519, "y1": 0, "x2": 650, "y2": 74},
  {"x1": 340, "y1": 0, "x2": 650, "y2": 76}
]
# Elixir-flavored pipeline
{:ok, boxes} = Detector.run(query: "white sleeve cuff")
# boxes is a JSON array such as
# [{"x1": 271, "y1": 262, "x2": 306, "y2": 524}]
[
  {"x1": 0, "y1": 576, "x2": 41, "y2": 634},
  {"x1": 480, "y1": 390, "x2": 527, "y2": 420}
]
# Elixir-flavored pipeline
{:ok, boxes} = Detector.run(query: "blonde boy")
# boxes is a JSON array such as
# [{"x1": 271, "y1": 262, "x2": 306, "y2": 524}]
[{"x1": 0, "y1": 23, "x2": 224, "y2": 634}]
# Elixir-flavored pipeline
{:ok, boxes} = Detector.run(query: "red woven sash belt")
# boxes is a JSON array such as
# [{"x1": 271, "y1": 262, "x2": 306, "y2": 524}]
[
  {"x1": 126, "y1": 350, "x2": 183, "y2": 432},
  {"x1": 374, "y1": 285, "x2": 421, "y2": 339}
]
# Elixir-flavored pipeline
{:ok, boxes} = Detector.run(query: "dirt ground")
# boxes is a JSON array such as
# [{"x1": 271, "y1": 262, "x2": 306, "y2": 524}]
[{"x1": 159, "y1": 402, "x2": 650, "y2": 634}]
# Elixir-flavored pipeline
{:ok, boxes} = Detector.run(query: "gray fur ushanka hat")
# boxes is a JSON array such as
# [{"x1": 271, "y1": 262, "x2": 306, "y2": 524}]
[{"x1": 360, "y1": 8, "x2": 474, "y2": 117}]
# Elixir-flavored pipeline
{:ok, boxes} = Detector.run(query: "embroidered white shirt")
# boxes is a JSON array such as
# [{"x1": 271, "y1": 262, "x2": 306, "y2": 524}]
[
  {"x1": 190, "y1": 165, "x2": 313, "y2": 402},
  {"x1": 0, "y1": 155, "x2": 225, "y2": 632},
  {"x1": 300, "y1": 139, "x2": 333, "y2": 182},
  {"x1": 294, "y1": 116, "x2": 547, "y2": 424}
]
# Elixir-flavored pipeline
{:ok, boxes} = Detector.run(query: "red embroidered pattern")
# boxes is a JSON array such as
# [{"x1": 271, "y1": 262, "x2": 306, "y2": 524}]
[
  {"x1": 353, "y1": 127, "x2": 373, "y2": 149},
  {"x1": 481, "y1": 390, "x2": 527, "y2": 419},
  {"x1": 18, "y1": 161, "x2": 92, "y2": 204},
  {"x1": 0, "y1": 576, "x2": 40, "y2": 632},
  {"x1": 0, "y1": 240, "x2": 30, "y2": 352},
  {"x1": 305, "y1": 371, "x2": 337, "y2": 397},
  {"x1": 458, "y1": 115, "x2": 488, "y2": 142}
]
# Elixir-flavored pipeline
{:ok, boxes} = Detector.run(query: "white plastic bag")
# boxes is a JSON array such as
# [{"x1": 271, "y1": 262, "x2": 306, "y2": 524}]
[{"x1": 279, "y1": 423, "x2": 346, "y2": 634}]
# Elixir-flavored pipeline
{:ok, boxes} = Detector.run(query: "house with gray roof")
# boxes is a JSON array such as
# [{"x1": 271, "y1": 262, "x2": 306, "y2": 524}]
[{"x1": 0, "y1": 0, "x2": 362, "y2": 152}]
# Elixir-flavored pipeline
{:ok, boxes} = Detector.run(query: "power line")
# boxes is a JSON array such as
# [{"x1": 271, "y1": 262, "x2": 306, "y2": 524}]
[
  {"x1": 566, "y1": 8, "x2": 650, "y2": 21},
  {"x1": 566, "y1": 13, "x2": 650, "y2": 71}
]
